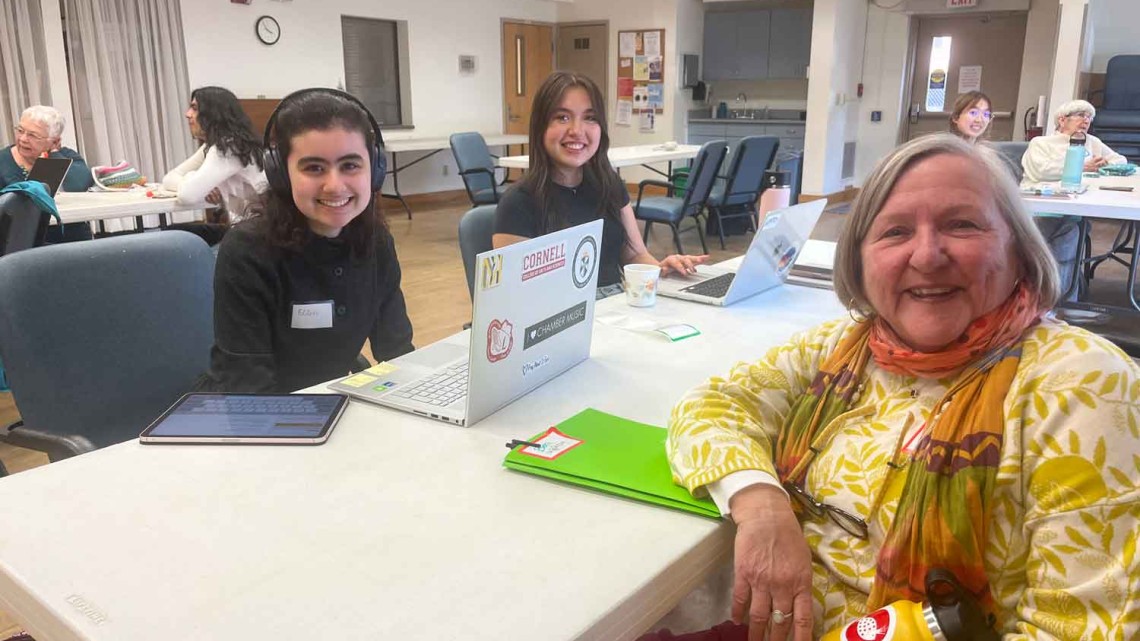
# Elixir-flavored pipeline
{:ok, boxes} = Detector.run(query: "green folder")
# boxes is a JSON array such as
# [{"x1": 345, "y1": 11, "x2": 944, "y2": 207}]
[{"x1": 503, "y1": 408, "x2": 721, "y2": 519}]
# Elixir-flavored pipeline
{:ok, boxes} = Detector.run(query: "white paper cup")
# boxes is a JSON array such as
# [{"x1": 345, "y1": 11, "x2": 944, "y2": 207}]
[{"x1": 623, "y1": 264, "x2": 661, "y2": 307}]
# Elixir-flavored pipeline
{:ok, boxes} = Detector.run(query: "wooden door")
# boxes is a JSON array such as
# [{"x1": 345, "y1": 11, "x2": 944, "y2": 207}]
[
  {"x1": 503, "y1": 21, "x2": 554, "y2": 137},
  {"x1": 556, "y1": 23, "x2": 608, "y2": 102},
  {"x1": 903, "y1": 13, "x2": 1027, "y2": 141}
]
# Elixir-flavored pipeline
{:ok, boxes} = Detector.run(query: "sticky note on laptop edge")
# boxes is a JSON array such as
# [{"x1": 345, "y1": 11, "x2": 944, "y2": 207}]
[{"x1": 503, "y1": 408, "x2": 720, "y2": 519}]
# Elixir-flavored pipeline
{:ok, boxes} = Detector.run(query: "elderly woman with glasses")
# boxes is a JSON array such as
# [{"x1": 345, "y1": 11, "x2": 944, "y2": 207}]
[
  {"x1": 1022, "y1": 99, "x2": 1125, "y2": 182},
  {"x1": 1021, "y1": 100, "x2": 1127, "y2": 303},
  {"x1": 1, "y1": 105, "x2": 94, "y2": 192},
  {"x1": 663, "y1": 135, "x2": 1139, "y2": 641}
]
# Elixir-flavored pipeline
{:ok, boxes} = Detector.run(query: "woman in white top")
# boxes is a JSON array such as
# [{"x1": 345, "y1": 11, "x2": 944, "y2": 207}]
[
  {"x1": 1021, "y1": 99, "x2": 1127, "y2": 183},
  {"x1": 163, "y1": 86, "x2": 268, "y2": 234}
]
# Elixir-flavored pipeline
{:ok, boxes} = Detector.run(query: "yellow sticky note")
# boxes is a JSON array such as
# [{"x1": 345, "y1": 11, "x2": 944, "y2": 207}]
[
  {"x1": 340, "y1": 372, "x2": 378, "y2": 388},
  {"x1": 366, "y1": 362, "x2": 398, "y2": 376}
]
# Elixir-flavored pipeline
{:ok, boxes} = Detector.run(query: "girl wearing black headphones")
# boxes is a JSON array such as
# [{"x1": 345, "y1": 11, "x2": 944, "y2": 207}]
[{"x1": 197, "y1": 89, "x2": 414, "y2": 393}]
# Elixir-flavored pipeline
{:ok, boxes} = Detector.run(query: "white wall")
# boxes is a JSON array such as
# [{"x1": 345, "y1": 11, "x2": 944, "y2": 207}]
[
  {"x1": 1047, "y1": 0, "x2": 1089, "y2": 133},
  {"x1": 673, "y1": 0, "x2": 705, "y2": 145},
  {"x1": 852, "y1": 5, "x2": 909, "y2": 185},
  {"x1": 801, "y1": 0, "x2": 865, "y2": 196},
  {"x1": 1088, "y1": 0, "x2": 1140, "y2": 72},
  {"x1": 180, "y1": 0, "x2": 559, "y2": 195},
  {"x1": 1013, "y1": 0, "x2": 1060, "y2": 140}
]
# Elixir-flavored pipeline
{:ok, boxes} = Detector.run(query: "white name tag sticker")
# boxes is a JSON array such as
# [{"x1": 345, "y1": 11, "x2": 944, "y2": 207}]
[{"x1": 291, "y1": 301, "x2": 334, "y2": 329}]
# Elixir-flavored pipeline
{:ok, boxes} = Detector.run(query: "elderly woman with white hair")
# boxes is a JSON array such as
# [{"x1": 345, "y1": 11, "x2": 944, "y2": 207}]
[
  {"x1": 657, "y1": 134, "x2": 1139, "y2": 641},
  {"x1": 1, "y1": 105, "x2": 94, "y2": 192},
  {"x1": 1022, "y1": 99, "x2": 1126, "y2": 182},
  {"x1": 1021, "y1": 100, "x2": 1127, "y2": 302}
]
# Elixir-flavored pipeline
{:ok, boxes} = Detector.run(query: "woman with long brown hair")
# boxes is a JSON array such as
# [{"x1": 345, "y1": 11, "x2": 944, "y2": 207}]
[{"x1": 493, "y1": 71, "x2": 705, "y2": 295}]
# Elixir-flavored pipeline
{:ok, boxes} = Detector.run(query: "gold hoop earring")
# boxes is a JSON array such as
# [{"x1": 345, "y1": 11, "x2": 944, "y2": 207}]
[{"x1": 848, "y1": 299, "x2": 869, "y2": 323}]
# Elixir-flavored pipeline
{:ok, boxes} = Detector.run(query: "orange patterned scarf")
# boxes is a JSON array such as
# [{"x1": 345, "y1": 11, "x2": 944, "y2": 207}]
[{"x1": 775, "y1": 283, "x2": 1044, "y2": 618}]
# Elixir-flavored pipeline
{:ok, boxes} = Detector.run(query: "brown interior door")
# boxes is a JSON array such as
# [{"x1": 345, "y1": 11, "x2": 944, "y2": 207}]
[
  {"x1": 503, "y1": 21, "x2": 554, "y2": 137},
  {"x1": 555, "y1": 23, "x2": 608, "y2": 104},
  {"x1": 904, "y1": 13, "x2": 1027, "y2": 142}
]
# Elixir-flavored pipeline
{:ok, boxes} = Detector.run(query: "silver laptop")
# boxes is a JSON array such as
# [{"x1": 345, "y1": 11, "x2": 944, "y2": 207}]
[
  {"x1": 27, "y1": 157, "x2": 73, "y2": 196},
  {"x1": 329, "y1": 219, "x2": 603, "y2": 427},
  {"x1": 657, "y1": 199, "x2": 827, "y2": 306}
]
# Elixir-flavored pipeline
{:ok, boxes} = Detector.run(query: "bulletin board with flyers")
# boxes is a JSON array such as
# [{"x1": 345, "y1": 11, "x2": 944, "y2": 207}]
[{"x1": 616, "y1": 28, "x2": 664, "y2": 131}]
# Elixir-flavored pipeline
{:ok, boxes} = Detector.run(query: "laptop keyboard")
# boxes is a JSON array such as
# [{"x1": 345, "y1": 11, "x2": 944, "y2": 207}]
[
  {"x1": 681, "y1": 273, "x2": 735, "y2": 298},
  {"x1": 390, "y1": 362, "x2": 469, "y2": 407}
]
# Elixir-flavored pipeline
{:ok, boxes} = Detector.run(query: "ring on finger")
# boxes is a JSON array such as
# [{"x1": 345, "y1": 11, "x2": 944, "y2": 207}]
[{"x1": 771, "y1": 609, "x2": 791, "y2": 625}]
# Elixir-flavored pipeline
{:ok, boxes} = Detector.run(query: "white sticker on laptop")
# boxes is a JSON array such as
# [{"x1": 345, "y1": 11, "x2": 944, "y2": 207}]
[{"x1": 291, "y1": 301, "x2": 334, "y2": 329}]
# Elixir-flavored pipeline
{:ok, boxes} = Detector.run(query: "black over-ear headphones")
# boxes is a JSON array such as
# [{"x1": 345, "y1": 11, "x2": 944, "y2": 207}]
[{"x1": 262, "y1": 88, "x2": 388, "y2": 201}]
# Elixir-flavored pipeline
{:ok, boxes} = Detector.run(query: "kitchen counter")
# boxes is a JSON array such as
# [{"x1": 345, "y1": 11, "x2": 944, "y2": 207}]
[{"x1": 689, "y1": 118, "x2": 804, "y2": 124}]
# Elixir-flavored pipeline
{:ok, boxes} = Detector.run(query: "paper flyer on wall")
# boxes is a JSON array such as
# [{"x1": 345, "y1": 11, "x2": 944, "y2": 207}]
[
  {"x1": 648, "y1": 56, "x2": 662, "y2": 82},
  {"x1": 643, "y1": 30, "x2": 661, "y2": 57},
  {"x1": 618, "y1": 77, "x2": 634, "y2": 98},
  {"x1": 958, "y1": 65, "x2": 982, "y2": 93},
  {"x1": 647, "y1": 83, "x2": 664, "y2": 110},
  {"x1": 633, "y1": 56, "x2": 649, "y2": 81},
  {"x1": 619, "y1": 32, "x2": 637, "y2": 57},
  {"x1": 632, "y1": 85, "x2": 648, "y2": 112},
  {"x1": 616, "y1": 100, "x2": 633, "y2": 126},
  {"x1": 639, "y1": 111, "x2": 655, "y2": 132}
]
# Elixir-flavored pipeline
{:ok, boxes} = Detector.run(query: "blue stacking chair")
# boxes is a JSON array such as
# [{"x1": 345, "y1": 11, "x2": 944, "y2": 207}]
[{"x1": 633, "y1": 140, "x2": 728, "y2": 255}]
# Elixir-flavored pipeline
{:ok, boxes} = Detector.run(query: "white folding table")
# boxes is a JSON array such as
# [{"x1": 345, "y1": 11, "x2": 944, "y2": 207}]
[
  {"x1": 498, "y1": 144, "x2": 701, "y2": 180},
  {"x1": 0, "y1": 281, "x2": 845, "y2": 641}
]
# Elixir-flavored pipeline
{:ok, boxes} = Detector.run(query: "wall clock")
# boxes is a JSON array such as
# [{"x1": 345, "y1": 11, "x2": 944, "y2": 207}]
[{"x1": 256, "y1": 15, "x2": 280, "y2": 46}]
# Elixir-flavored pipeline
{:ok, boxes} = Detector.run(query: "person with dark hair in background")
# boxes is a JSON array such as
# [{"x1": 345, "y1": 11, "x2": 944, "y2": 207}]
[
  {"x1": 492, "y1": 71, "x2": 706, "y2": 297},
  {"x1": 196, "y1": 89, "x2": 413, "y2": 393},
  {"x1": 162, "y1": 86, "x2": 268, "y2": 244},
  {"x1": 947, "y1": 90, "x2": 993, "y2": 143}
]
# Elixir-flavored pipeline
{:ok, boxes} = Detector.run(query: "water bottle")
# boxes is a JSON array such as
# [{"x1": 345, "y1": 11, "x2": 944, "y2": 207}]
[
  {"x1": 757, "y1": 170, "x2": 791, "y2": 224},
  {"x1": 1061, "y1": 132, "x2": 1087, "y2": 192},
  {"x1": 820, "y1": 569, "x2": 999, "y2": 641}
]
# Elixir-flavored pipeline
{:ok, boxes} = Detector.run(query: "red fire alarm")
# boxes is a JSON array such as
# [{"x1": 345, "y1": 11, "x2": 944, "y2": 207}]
[{"x1": 857, "y1": 83, "x2": 864, "y2": 98}]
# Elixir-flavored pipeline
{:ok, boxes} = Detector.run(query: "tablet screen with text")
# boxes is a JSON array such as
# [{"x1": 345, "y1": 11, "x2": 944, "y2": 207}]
[{"x1": 139, "y1": 393, "x2": 348, "y2": 444}]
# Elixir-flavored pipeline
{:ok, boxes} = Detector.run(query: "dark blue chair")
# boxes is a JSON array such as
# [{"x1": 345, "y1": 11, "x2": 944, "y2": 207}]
[
  {"x1": 990, "y1": 141, "x2": 1030, "y2": 182},
  {"x1": 1089, "y1": 55, "x2": 1140, "y2": 161},
  {"x1": 458, "y1": 205, "x2": 497, "y2": 301},
  {"x1": 450, "y1": 133, "x2": 505, "y2": 206},
  {"x1": 634, "y1": 140, "x2": 728, "y2": 255},
  {"x1": 0, "y1": 192, "x2": 51, "y2": 257},
  {"x1": 0, "y1": 231, "x2": 215, "y2": 462},
  {"x1": 705, "y1": 136, "x2": 780, "y2": 249}
]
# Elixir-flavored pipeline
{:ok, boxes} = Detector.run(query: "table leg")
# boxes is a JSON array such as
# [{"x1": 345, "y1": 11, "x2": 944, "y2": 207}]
[{"x1": 379, "y1": 151, "x2": 414, "y2": 219}]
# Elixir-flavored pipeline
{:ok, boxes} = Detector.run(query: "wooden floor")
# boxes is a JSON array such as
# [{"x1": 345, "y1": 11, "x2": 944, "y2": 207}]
[{"x1": 0, "y1": 193, "x2": 1133, "y2": 638}]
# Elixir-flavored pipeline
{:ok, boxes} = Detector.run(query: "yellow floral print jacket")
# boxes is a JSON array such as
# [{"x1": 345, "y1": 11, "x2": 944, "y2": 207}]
[{"x1": 667, "y1": 317, "x2": 1140, "y2": 640}]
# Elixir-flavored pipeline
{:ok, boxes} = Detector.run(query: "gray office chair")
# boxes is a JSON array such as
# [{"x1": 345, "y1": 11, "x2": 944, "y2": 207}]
[
  {"x1": 990, "y1": 141, "x2": 1029, "y2": 182},
  {"x1": 634, "y1": 140, "x2": 728, "y2": 255},
  {"x1": 705, "y1": 135, "x2": 780, "y2": 249},
  {"x1": 0, "y1": 191, "x2": 51, "y2": 257},
  {"x1": 0, "y1": 231, "x2": 215, "y2": 462},
  {"x1": 458, "y1": 204, "x2": 497, "y2": 301},
  {"x1": 450, "y1": 133, "x2": 505, "y2": 206}
]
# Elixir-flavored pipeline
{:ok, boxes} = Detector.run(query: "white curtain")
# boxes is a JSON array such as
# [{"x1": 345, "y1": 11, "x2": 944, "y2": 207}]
[
  {"x1": 0, "y1": 0, "x2": 52, "y2": 137},
  {"x1": 62, "y1": 0, "x2": 197, "y2": 228}
]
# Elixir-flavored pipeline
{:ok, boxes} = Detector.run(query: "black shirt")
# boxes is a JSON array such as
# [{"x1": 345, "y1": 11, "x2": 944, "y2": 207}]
[
  {"x1": 198, "y1": 218, "x2": 414, "y2": 393},
  {"x1": 494, "y1": 177, "x2": 630, "y2": 287}
]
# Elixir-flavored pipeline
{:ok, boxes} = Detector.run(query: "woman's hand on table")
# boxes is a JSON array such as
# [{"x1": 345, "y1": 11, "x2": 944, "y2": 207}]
[
  {"x1": 205, "y1": 188, "x2": 223, "y2": 205},
  {"x1": 659, "y1": 254, "x2": 709, "y2": 277},
  {"x1": 1084, "y1": 156, "x2": 1109, "y2": 172},
  {"x1": 730, "y1": 484, "x2": 814, "y2": 641}
]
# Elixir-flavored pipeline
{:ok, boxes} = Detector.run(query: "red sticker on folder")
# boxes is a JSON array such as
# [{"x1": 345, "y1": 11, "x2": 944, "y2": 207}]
[{"x1": 517, "y1": 427, "x2": 584, "y2": 460}]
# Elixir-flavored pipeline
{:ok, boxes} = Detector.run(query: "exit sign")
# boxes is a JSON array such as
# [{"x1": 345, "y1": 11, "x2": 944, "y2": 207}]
[{"x1": 948, "y1": 0, "x2": 979, "y2": 7}]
